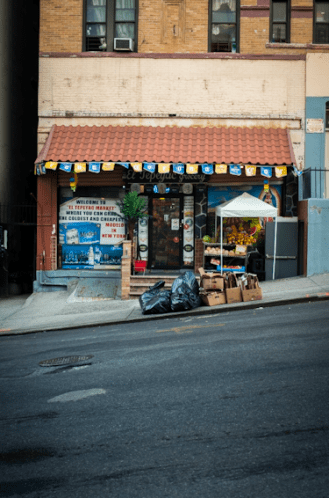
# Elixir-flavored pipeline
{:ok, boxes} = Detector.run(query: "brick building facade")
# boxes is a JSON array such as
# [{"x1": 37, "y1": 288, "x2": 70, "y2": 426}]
[{"x1": 34, "y1": 0, "x2": 329, "y2": 291}]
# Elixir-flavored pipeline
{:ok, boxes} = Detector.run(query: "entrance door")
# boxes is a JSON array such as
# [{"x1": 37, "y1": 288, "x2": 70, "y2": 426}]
[{"x1": 149, "y1": 197, "x2": 182, "y2": 269}]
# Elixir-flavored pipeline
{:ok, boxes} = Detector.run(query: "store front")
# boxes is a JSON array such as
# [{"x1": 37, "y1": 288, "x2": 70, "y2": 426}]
[{"x1": 34, "y1": 124, "x2": 297, "y2": 290}]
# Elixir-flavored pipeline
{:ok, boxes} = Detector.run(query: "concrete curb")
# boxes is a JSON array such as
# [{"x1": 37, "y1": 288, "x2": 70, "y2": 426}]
[{"x1": 1, "y1": 291, "x2": 329, "y2": 337}]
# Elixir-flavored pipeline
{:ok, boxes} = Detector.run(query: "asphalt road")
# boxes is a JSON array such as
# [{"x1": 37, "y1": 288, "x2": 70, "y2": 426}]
[{"x1": 1, "y1": 301, "x2": 329, "y2": 497}]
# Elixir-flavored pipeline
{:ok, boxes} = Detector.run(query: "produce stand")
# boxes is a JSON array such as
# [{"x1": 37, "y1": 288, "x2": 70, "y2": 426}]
[{"x1": 215, "y1": 192, "x2": 278, "y2": 280}]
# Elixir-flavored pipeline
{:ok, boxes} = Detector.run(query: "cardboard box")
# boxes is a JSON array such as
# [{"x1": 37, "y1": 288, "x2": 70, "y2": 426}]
[
  {"x1": 201, "y1": 290, "x2": 226, "y2": 306},
  {"x1": 226, "y1": 287, "x2": 242, "y2": 304},
  {"x1": 240, "y1": 274, "x2": 263, "y2": 302},
  {"x1": 242, "y1": 288, "x2": 263, "y2": 302},
  {"x1": 198, "y1": 267, "x2": 225, "y2": 290}
]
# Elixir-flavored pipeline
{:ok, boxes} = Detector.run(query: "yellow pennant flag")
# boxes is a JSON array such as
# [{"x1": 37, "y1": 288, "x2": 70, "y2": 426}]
[
  {"x1": 74, "y1": 162, "x2": 86, "y2": 173},
  {"x1": 131, "y1": 162, "x2": 142, "y2": 172},
  {"x1": 275, "y1": 166, "x2": 287, "y2": 178},
  {"x1": 215, "y1": 163, "x2": 227, "y2": 174},
  {"x1": 102, "y1": 162, "x2": 115, "y2": 171},
  {"x1": 45, "y1": 161, "x2": 58, "y2": 170},
  {"x1": 186, "y1": 163, "x2": 199, "y2": 174},
  {"x1": 245, "y1": 165, "x2": 257, "y2": 177},
  {"x1": 158, "y1": 163, "x2": 170, "y2": 174}
]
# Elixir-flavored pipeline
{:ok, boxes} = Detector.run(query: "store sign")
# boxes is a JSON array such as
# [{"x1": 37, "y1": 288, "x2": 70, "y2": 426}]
[
  {"x1": 59, "y1": 197, "x2": 125, "y2": 269},
  {"x1": 122, "y1": 170, "x2": 207, "y2": 183},
  {"x1": 306, "y1": 119, "x2": 324, "y2": 134}
]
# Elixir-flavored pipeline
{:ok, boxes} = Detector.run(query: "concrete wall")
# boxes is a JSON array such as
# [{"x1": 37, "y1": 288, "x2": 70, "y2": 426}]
[
  {"x1": 307, "y1": 199, "x2": 329, "y2": 275},
  {"x1": 38, "y1": 56, "x2": 305, "y2": 120}
]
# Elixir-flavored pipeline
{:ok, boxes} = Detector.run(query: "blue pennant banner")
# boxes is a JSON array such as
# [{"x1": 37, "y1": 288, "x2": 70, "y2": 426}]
[
  {"x1": 89, "y1": 162, "x2": 101, "y2": 173},
  {"x1": 36, "y1": 164, "x2": 41, "y2": 176},
  {"x1": 40, "y1": 164, "x2": 46, "y2": 174},
  {"x1": 261, "y1": 166, "x2": 272, "y2": 178},
  {"x1": 173, "y1": 163, "x2": 185, "y2": 174},
  {"x1": 201, "y1": 163, "x2": 214, "y2": 175},
  {"x1": 293, "y1": 165, "x2": 302, "y2": 177},
  {"x1": 229, "y1": 164, "x2": 242, "y2": 176},
  {"x1": 59, "y1": 162, "x2": 72, "y2": 173},
  {"x1": 143, "y1": 162, "x2": 156, "y2": 173}
]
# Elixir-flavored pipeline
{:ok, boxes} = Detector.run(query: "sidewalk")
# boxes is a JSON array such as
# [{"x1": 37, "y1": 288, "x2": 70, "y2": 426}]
[{"x1": 1, "y1": 273, "x2": 329, "y2": 336}]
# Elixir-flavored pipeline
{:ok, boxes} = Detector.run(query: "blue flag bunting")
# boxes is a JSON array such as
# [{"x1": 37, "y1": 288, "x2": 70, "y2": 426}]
[
  {"x1": 118, "y1": 162, "x2": 129, "y2": 169},
  {"x1": 293, "y1": 165, "x2": 302, "y2": 177},
  {"x1": 40, "y1": 164, "x2": 46, "y2": 174},
  {"x1": 89, "y1": 162, "x2": 101, "y2": 173},
  {"x1": 201, "y1": 163, "x2": 214, "y2": 175},
  {"x1": 261, "y1": 166, "x2": 272, "y2": 178},
  {"x1": 59, "y1": 162, "x2": 72, "y2": 173},
  {"x1": 229, "y1": 164, "x2": 242, "y2": 176},
  {"x1": 173, "y1": 163, "x2": 185, "y2": 174},
  {"x1": 143, "y1": 162, "x2": 156, "y2": 173}
]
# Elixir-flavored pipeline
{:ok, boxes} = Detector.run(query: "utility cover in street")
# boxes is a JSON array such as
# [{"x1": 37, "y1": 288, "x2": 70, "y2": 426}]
[{"x1": 39, "y1": 355, "x2": 93, "y2": 367}]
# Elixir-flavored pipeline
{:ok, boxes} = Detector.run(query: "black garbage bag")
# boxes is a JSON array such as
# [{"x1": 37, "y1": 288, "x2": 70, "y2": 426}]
[
  {"x1": 170, "y1": 272, "x2": 201, "y2": 311},
  {"x1": 139, "y1": 280, "x2": 169, "y2": 314},
  {"x1": 141, "y1": 289, "x2": 172, "y2": 315}
]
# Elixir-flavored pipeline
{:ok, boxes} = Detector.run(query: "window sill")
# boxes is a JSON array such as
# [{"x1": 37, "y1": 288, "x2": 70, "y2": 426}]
[{"x1": 266, "y1": 42, "x2": 329, "y2": 50}]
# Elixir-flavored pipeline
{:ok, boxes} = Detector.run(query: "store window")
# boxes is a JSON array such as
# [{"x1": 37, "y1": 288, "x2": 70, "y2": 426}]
[
  {"x1": 84, "y1": 0, "x2": 138, "y2": 52},
  {"x1": 270, "y1": 0, "x2": 290, "y2": 43},
  {"x1": 209, "y1": 0, "x2": 240, "y2": 53},
  {"x1": 314, "y1": 0, "x2": 329, "y2": 44}
]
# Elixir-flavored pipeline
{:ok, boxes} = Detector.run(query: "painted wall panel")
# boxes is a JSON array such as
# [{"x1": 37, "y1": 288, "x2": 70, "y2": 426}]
[
  {"x1": 306, "y1": 54, "x2": 329, "y2": 97},
  {"x1": 307, "y1": 199, "x2": 329, "y2": 275}
]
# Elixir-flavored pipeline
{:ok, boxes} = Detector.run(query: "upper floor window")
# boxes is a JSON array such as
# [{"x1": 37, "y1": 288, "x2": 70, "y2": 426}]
[
  {"x1": 270, "y1": 0, "x2": 290, "y2": 43},
  {"x1": 85, "y1": 0, "x2": 137, "y2": 52},
  {"x1": 314, "y1": 1, "x2": 329, "y2": 44},
  {"x1": 210, "y1": 0, "x2": 239, "y2": 53}
]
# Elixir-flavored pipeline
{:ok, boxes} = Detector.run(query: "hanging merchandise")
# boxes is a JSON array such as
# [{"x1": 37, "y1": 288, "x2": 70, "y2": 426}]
[
  {"x1": 74, "y1": 162, "x2": 86, "y2": 173},
  {"x1": 131, "y1": 162, "x2": 143, "y2": 172},
  {"x1": 264, "y1": 180, "x2": 269, "y2": 192},
  {"x1": 143, "y1": 162, "x2": 156, "y2": 173},
  {"x1": 59, "y1": 162, "x2": 72, "y2": 172},
  {"x1": 173, "y1": 163, "x2": 185, "y2": 174},
  {"x1": 89, "y1": 162, "x2": 101, "y2": 173},
  {"x1": 245, "y1": 165, "x2": 256, "y2": 177},
  {"x1": 261, "y1": 166, "x2": 272, "y2": 178},
  {"x1": 229, "y1": 164, "x2": 242, "y2": 176},
  {"x1": 102, "y1": 162, "x2": 115, "y2": 171},
  {"x1": 201, "y1": 163, "x2": 214, "y2": 175},
  {"x1": 45, "y1": 161, "x2": 58, "y2": 170},
  {"x1": 70, "y1": 172, "x2": 78, "y2": 192},
  {"x1": 186, "y1": 164, "x2": 198, "y2": 174},
  {"x1": 158, "y1": 163, "x2": 171, "y2": 174},
  {"x1": 215, "y1": 163, "x2": 227, "y2": 174},
  {"x1": 275, "y1": 166, "x2": 287, "y2": 178}
]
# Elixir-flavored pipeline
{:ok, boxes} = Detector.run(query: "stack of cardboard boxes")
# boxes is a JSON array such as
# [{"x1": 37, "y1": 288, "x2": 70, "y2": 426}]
[{"x1": 199, "y1": 268, "x2": 262, "y2": 306}]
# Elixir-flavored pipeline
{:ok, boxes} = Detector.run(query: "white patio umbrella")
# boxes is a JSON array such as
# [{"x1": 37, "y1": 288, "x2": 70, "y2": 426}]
[{"x1": 215, "y1": 192, "x2": 278, "y2": 280}]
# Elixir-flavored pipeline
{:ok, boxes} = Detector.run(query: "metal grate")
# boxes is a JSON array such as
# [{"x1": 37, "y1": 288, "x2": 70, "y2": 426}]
[
  {"x1": 0, "y1": 203, "x2": 37, "y2": 226},
  {"x1": 39, "y1": 355, "x2": 94, "y2": 367}
]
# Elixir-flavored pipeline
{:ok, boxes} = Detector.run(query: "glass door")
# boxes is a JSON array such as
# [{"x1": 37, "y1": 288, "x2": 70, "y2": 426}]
[{"x1": 149, "y1": 197, "x2": 182, "y2": 269}]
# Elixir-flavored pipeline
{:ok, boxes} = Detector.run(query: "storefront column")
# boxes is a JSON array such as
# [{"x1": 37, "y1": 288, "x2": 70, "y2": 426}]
[
  {"x1": 194, "y1": 238, "x2": 203, "y2": 272},
  {"x1": 36, "y1": 172, "x2": 57, "y2": 272},
  {"x1": 121, "y1": 240, "x2": 132, "y2": 300}
]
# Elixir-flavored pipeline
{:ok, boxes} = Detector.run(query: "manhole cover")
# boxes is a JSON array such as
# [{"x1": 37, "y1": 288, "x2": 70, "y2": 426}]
[{"x1": 39, "y1": 355, "x2": 94, "y2": 367}]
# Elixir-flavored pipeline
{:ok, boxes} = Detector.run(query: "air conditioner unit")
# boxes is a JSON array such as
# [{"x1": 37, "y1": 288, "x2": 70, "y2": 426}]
[{"x1": 114, "y1": 38, "x2": 134, "y2": 51}]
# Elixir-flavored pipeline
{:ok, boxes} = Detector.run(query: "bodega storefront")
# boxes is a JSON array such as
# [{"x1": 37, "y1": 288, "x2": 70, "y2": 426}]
[{"x1": 34, "y1": 124, "x2": 296, "y2": 289}]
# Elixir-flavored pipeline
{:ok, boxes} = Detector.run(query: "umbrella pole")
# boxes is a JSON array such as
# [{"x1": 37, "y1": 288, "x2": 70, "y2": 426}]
[
  {"x1": 221, "y1": 216, "x2": 223, "y2": 275},
  {"x1": 272, "y1": 216, "x2": 277, "y2": 280}
]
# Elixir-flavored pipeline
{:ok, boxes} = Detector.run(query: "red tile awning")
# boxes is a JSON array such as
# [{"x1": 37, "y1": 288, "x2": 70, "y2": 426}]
[{"x1": 35, "y1": 125, "x2": 295, "y2": 166}]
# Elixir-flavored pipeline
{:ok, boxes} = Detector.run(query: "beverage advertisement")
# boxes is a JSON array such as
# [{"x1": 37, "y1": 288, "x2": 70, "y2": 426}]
[
  {"x1": 183, "y1": 196, "x2": 194, "y2": 266},
  {"x1": 59, "y1": 197, "x2": 125, "y2": 269}
]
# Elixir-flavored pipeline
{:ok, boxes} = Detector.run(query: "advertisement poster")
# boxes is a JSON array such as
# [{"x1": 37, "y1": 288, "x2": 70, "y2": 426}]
[
  {"x1": 183, "y1": 196, "x2": 194, "y2": 266},
  {"x1": 59, "y1": 197, "x2": 125, "y2": 269},
  {"x1": 208, "y1": 185, "x2": 282, "y2": 215}
]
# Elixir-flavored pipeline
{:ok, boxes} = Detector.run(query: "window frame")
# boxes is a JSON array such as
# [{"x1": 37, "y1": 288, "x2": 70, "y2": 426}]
[
  {"x1": 270, "y1": 0, "x2": 291, "y2": 43},
  {"x1": 313, "y1": 0, "x2": 329, "y2": 44},
  {"x1": 83, "y1": 0, "x2": 138, "y2": 53},
  {"x1": 208, "y1": 0, "x2": 240, "y2": 53}
]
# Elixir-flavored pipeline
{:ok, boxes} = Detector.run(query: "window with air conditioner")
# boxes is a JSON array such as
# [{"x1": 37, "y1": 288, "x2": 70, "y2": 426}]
[
  {"x1": 270, "y1": 0, "x2": 290, "y2": 43},
  {"x1": 209, "y1": 0, "x2": 240, "y2": 53},
  {"x1": 84, "y1": 0, "x2": 137, "y2": 52},
  {"x1": 314, "y1": 0, "x2": 329, "y2": 44}
]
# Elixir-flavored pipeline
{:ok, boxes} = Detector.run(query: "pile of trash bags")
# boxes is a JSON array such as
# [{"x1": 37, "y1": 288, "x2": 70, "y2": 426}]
[{"x1": 139, "y1": 271, "x2": 201, "y2": 315}]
